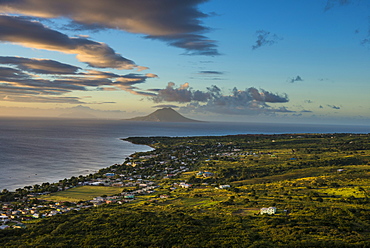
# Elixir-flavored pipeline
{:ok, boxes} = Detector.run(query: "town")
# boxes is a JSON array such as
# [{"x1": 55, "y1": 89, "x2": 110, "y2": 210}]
[
  {"x1": 1, "y1": 133, "x2": 370, "y2": 248},
  {"x1": 0, "y1": 134, "x2": 288, "y2": 229}
]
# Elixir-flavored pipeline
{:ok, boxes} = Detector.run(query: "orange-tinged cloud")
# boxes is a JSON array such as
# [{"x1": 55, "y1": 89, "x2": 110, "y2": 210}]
[
  {"x1": 0, "y1": 0, "x2": 218, "y2": 55},
  {"x1": 0, "y1": 56, "x2": 158, "y2": 103},
  {"x1": 0, "y1": 0, "x2": 207, "y2": 35},
  {"x1": 0, "y1": 15, "x2": 141, "y2": 70}
]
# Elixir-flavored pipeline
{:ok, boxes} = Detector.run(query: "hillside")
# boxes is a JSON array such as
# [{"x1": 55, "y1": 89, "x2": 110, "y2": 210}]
[
  {"x1": 1, "y1": 133, "x2": 370, "y2": 247},
  {"x1": 125, "y1": 108, "x2": 202, "y2": 122}
]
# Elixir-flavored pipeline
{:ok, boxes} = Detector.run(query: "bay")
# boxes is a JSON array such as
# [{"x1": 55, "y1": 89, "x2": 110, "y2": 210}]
[{"x1": 0, "y1": 117, "x2": 368, "y2": 191}]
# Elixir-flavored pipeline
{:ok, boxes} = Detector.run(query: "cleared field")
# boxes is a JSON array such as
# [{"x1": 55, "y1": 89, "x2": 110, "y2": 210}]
[
  {"x1": 318, "y1": 186, "x2": 369, "y2": 198},
  {"x1": 39, "y1": 186, "x2": 123, "y2": 202}
]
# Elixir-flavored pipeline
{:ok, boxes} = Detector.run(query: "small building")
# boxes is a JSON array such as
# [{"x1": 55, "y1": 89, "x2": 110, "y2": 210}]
[
  {"x1": 0, "y1": 216, "x2": 9, "y2": 223},
  {"x1": 218, "y1": 185, "x2": 230, "y2": 189},
  {"x1": 124, "y1": 195, "x2": 135, "y2": 199},
  {"x1": 260, "y1": 207, "x2": 276, "y2": 215},
  {"x1": 0, "y1": 224, "x2": 9, "y2": 230},
  {"x1": 13, "y1": 223, "x2": 26, "y2": 229},
  {"x1": 197, "y1": 171, "x2": 214, "y2": 177},
  {"x1": 112, "y1": 183, "x2": 124, "y2": 187},
  {"x1": 179, "y1": 182, "x2": 192, "y2": 188}
]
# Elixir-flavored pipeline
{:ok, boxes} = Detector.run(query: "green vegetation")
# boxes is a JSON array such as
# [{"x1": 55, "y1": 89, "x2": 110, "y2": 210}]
[
  {"x1": 1, "y1": 133, "x2": 370, "y2": 247},
  {"x1": 39, "y1": 186, "x2": 123, "y2": 202}
]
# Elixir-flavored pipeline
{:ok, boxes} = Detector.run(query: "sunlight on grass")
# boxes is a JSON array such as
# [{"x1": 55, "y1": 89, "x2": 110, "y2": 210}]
[
  {"x1": 319, "y1": 187, "x2": 368, "y2": 198},
  {"x1": 39, "y1": 186, "x2": 123, "y2": 202}
]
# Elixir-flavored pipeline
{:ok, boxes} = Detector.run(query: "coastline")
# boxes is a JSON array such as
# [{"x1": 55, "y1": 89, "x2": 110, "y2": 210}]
[
  {"x1": 1, "y1": 138, "x2": 153, "y2": 192},
  {"x1": 1, "y1": 133, "x2": 369, "y2": 247},
  {"x1": 2, "y1": 128, "x2": 369, "y2": 192},
  {"x1": 1, "y1": 118, "x2": 369, "y2": 192}
]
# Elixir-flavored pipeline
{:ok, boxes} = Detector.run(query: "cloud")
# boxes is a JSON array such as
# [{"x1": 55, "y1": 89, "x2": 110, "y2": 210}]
[
  {"x1": 151, "y1": 83, "x2": 290, "y2": 115},
  {"x1": 198, "y1": 71, "x2": 223, "y2": 75},
  {"x1": 0, "y1": 56, "x2": 80, "y2": 74},
  {"x1": 0, "y1": 15, "x2": 140, "y2": 70},
  {"x1": 152, "y1": 82, "x2": 210, "y2": 103},
  {"x1": 318, "y1": 78, "x2": 330, "y2": 82},
  {"x1": 0, "y1": 0, "x2": 218, "y2": 55},
  {"x1": 192, "y1": 70, "x2": 225, "y2": 81},
  {"x1": 0, "y1": 66, "x2": 30, "y2": 79},
  {"x1": 361, "y1": 35, "x2": 370, "y2": 47},
  {"x1": 0, "y1": 104, "x2": 129, "y2": 118},
  {"x1": 324, "y1": 0, "x2": 353, "y2": 11},
  {"x1": 252, "y1": 30, "x2": 282, "y2": 50},
  {"x1": 111, "y1": 73, "x2": 158, "y2": 97},
  {"x1": 1, "y1": 95, "x2": 85, "y2": 104},
  {"x1": 327, "y1": 104, "x2": 341, "y2": 109},
  {"x1": 152, "y1": 104, "x2": 179, "y2": 109},
  {"x1": 246, "y1": 87, "x2": 289, "y2": 103},
  {"x1": 323, "y1": 1, "x2": 369, "y2": 48},
  {"x1": 290, "y1": 75, "x2": 304, "y2": 83},
  {"x1": 145, "y1": 33, "x2": 219, "y2": 56},
  {"x1": 0, "y1": 56, "x2": 158, "y2": 103}
]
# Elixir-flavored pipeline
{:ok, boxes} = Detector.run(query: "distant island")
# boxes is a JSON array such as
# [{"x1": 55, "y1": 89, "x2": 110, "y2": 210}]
[
  {"x1": 59, "y1": 112, "x2": 97, "y2": 119},
  {"x1": 125, "y1": 107, "x2": 203, "y2": 122}
]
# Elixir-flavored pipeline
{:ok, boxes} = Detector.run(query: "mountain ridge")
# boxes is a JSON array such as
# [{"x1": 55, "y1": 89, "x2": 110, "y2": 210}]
[{"x1": 125, "y1": 108, "x2": 202, "y2": 122}]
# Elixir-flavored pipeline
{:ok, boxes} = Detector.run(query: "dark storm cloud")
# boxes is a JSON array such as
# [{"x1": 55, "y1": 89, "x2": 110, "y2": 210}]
[
  {"x1": 0, "y1": 16, "x2": 141, "y2": 70},
  {"x1": 252, "y1": 30, "x2": 282, "y2": 50},
  {"x1": 0, "y1": 0, "x2": 218, "y2": 55},
  {"x1": 290, "y1": 76, "x2": 304, "y2": 83},
  {"x1": 151, "y1": 83, "x2": 290, "y2": 115}
]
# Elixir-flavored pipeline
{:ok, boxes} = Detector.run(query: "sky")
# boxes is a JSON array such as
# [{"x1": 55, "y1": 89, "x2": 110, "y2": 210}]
[{"x1": 0, "y1": 0, "x2": 369, "y2": 124}]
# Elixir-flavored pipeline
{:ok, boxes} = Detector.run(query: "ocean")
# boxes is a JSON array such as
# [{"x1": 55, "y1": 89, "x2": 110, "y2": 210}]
[{"x1": 0, "y1": 117, "x2": 369, "y2": 191}]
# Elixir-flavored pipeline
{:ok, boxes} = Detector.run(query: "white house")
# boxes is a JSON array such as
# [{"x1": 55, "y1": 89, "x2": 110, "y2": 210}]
[
  {"x1": 179, "y1": 182, "x2": 192, "y2": 188},
  {"x1": 0, "y1": 216, "x2": 9, "y2": 223},
  {"x1": 218, "y1": 185, "x2": 231, "y2": 189},
  {"x1": 0, "y1": 224, "x2": 9, "y2": 230},
  {"x1": 260, "y1": 207, "x2": 276, "y2": 215}
]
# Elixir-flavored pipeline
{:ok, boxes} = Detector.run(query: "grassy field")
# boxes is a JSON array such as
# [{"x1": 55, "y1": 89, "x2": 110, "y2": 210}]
[{"x1": 39, "y1": 186, "x2": 123, "y2": 202}]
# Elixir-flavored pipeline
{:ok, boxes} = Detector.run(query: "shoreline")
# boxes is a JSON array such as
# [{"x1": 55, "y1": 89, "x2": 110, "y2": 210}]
[
  {"x1": 2, "y1": 131, "x2": 369, "y2": 193},
  {"x1": 1, "y1": 138, "x2": 153, "y2": 192},
  {"x1": 1, "y1": 133, "x2": 369, "y2": 227}
]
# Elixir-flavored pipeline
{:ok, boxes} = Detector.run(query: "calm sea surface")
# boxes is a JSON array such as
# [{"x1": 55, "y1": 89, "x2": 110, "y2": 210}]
[{"x1": 0, "y1": 117, "x2": 369, "y2": 191}]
